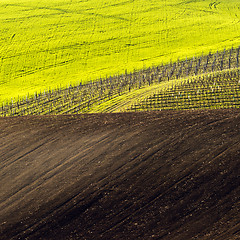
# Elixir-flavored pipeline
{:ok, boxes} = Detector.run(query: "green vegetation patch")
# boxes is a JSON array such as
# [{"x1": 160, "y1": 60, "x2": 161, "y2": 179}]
[{"x1": 1, "y1": 0, "x2": 240, "y2": 103}]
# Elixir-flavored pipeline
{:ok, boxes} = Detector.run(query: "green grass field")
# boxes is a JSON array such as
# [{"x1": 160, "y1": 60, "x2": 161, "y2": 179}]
[{"x1": 1, "y1": 0, "x2": 240, "y2": 104}]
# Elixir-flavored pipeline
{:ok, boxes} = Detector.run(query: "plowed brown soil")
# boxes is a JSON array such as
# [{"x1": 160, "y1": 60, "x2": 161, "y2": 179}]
[{"x1": 0, "y1": 110, "x2": 240, "y2": 240}]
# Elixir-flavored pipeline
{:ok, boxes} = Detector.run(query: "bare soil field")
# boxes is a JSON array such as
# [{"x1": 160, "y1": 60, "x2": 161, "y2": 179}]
[{"x1": 0, "y1": 110, "x2": 240, "y2": 240}]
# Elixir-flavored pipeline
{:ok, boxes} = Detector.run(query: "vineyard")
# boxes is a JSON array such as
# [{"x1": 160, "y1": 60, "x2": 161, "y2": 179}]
[
  {"x1": 1, "y1": 46, "x2": 240, "y2": 116},
  {"x1": 128, "y1": 69, "x2": 240, "y2": 111},
  {"x1": 1, "y1": 0, "x2": 240, "y2": 104},
  {"x1": 2, "y1": 2, "x2": 240, "y2": 240}
]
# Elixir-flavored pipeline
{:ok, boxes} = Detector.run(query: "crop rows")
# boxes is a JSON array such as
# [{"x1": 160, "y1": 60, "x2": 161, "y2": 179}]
[
  {"x1": 1, "y1": 46, "x2": 240, "y2": 116},
  {"x1": 128, "y1": 69, "x2": 240, "y2": 111}
]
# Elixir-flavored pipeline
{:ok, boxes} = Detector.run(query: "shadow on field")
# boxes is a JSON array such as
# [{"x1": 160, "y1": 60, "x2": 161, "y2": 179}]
[{"x1": 0, "y1": 110, "x2": 240, "y2": 240}]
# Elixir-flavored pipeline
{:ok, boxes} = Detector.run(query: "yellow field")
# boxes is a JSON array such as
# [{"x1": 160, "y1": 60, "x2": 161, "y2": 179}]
[{"x1": 0, "y1": 0, "x2": 240, "y2": 103}]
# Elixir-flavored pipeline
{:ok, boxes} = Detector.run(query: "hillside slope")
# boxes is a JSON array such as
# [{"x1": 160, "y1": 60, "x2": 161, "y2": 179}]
[
  {"x1": 1, "y1": 0, "x2": 240, "y2": 103},
  {"x1": 0, "y1": 110, "x2": 240, "y2": 239},
  {"x1": 2, "y1": 47, "x2": 240, "y2": 116}
]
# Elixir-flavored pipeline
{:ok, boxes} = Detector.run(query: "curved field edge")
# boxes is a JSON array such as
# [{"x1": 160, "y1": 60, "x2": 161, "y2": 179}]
[
  {"x1": 1, "y1": 47, "x2": 240, "y2": 116},
  {"x1": 0, "y1": 110, "x2": 240, "y2": 239},
  {"x1": 89, "y1": 68, "x2": 240, "y2": 112},
  {"x1": 89, "y1": 77, "x2": 193, "y2": 113},
  {"x1": 0, "y1": 0, "x2": 240, "y2": 103},
  {"x1": 124, "y1": 68, "x2": 240, "y2": 112}
]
